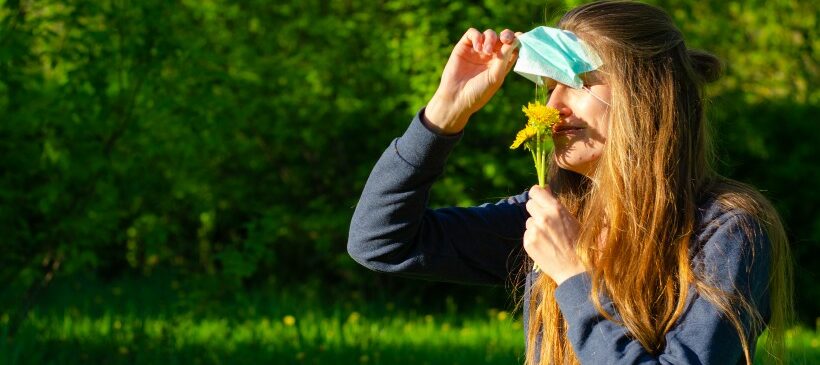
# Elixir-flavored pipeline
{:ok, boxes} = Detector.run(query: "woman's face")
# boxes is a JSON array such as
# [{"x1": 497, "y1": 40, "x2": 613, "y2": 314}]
[{"x1": 547, "y1": 71, "x2": 611, "y2": 177}]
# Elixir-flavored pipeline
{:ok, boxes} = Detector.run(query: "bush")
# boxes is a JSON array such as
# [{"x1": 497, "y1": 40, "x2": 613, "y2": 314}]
[{"x1": 0, "y1": 0, "x2": 816, "y2": 322}]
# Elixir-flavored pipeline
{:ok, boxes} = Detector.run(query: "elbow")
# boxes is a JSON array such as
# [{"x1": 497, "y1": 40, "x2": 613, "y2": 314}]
[
  {"x1": 347, "y1": 230, "x2": 380, "y2": 271},
  {"x1": 348, "y1": 211, "x2": 418, "y2": 273},
  {"x1": 347, "y1": 229, "x2": 412, "y2": 274},
  {"x1": 347, "y1": 205, "x2": 381, "y2": 270}
]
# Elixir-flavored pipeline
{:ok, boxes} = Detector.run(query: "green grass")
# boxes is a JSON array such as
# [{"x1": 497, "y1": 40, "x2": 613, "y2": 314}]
[
  {"x1": 1, "y1": 274, "x2": 524, "y2": 365},
  {"x1": 1, "y1": 275, "x2": 817, "y2": 364},
  {"x1": 2, "y1": 310, "x2": 523, "y2": 364}
]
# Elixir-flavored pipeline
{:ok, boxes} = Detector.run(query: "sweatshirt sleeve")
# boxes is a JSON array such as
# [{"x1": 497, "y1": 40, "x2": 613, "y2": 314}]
[
  {"x1": 553, "y1": 211, "x2": 771, "y2": 364},
  {"x1": 347, "y1": 108, "x2": 529, "y2": 286}
]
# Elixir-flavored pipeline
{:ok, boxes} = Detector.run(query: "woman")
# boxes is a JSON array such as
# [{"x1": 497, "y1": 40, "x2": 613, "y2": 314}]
[{"x1": 347, "y1": 1, "x2": 792, "y2": 364}]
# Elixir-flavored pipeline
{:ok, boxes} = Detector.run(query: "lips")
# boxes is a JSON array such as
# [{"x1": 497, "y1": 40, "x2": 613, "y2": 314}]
[{"x1": 552, "y1": 123, "x2": 586, "y2": 134}]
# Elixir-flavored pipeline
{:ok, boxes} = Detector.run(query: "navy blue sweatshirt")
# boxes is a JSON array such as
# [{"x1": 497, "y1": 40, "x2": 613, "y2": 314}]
[{"x1": 347, "y1": 109, "x2": 771, "y2": 364}]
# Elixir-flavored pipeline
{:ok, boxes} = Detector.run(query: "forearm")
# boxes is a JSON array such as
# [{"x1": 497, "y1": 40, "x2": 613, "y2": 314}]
[
  {"x1": 347, "y1": 108, "x2": 462, "y2": 271},
  {"x1": 347, "y1": 108, "x2": 529, "y2": 286}
]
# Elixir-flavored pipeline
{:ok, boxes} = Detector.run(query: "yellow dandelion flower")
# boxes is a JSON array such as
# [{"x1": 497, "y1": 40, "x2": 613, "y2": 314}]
[
  {"x1": 509, "y1": 125, "x2": 537, "y2": 149},
  {"x1": 510, "y1": 100, "x2": 558, "y2": 192},
  {"x1": 283, "y1": 315, "x2": 296, "y2": 326},
  {"x1": 497, "y1": 311, "x2": 509, "y2": 321},
  {"x1": 522, "y1": 102, "x2": 560, "y2": 130}
]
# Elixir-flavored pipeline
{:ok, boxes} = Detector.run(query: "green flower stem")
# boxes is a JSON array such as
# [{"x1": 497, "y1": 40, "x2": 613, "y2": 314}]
[
  {"x1": 535, "y1": 130, "x2": 541, "y2": 186},
  {"x1": 529, "y1": 142, "x2": 538, "y2": 176},
  {"x1": 533, "y1": 131, "x2": 547, "y2": 188},
  {"x1": 540, "y1": 131, "x2": 545, "y2": 187},
  {"x1": 531, "y1": 132, "x2": 550, "y2": 274}
]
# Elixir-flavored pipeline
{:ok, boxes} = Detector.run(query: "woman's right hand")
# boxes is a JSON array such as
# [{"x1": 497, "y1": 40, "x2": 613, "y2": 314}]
[{"x1": 423, "y1": 28, "x2": 521, "y2": 135}]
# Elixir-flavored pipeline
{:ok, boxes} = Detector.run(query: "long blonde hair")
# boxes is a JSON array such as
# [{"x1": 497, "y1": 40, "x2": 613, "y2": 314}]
[{"x1": 514, "y1": 2, "x2": 793, "y2": 364}]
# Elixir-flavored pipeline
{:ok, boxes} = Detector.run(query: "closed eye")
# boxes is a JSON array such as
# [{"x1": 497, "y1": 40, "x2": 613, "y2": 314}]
[{"x1": 580, "y1": 71, "x2": 605, "y2": 86}]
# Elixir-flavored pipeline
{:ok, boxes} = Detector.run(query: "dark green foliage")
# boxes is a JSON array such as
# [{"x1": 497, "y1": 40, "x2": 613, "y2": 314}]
[{"x1": 0, "y1": 0, "x2": 817, "y2": 323}]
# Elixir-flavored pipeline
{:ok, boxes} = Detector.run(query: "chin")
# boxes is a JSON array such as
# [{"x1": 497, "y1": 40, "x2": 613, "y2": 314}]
[
  {"x1": 555, "y1": 158, "x2": 578, "y2": 173},
  {"x1": 554, "y1": 155, "x2": 592, "y2": 177}
]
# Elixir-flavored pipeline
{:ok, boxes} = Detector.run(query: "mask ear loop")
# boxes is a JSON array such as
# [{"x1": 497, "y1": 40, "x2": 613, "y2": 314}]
[{"x1": 582, "y1": 85, "x2": 611, "y2": 107}]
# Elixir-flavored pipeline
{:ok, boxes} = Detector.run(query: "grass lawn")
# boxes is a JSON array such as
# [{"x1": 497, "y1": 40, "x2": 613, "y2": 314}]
[{"x1": 1, "y1": 274, "x2": 817, "y2": 364}]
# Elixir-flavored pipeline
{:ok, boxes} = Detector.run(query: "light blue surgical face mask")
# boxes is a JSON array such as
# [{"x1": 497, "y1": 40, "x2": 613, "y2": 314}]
[{"x1": 513, "y1": 26, "x2": 609, "y2": 106}]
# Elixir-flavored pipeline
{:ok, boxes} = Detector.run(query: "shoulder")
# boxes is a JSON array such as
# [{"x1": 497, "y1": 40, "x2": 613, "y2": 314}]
[
  {"x1": 690, "y1": 195, "x2": 772, "y2": 291},
  {"x1": 693, "y1": 194, "x2": 769, "y2": 247},
  {"x1": 693, "y1": 197, "x2": 764, "y2": 244},
  {"x1": 693, "y1": 177, "x2": 777, "y2": 247}
]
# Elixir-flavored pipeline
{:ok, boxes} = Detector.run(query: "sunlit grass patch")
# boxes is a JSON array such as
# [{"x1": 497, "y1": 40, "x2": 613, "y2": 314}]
[
  {"x1": 3, "y1": 307, "x2": 524, "y2": 364},
  {"x1": 1, "y1": 275, "x2": 817, "y2": 364}
]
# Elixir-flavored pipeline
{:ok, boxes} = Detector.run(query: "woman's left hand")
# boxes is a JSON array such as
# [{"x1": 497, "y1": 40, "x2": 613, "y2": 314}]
[{"x1": 524, "y1": 184, "x2": 586, "y2": 285}]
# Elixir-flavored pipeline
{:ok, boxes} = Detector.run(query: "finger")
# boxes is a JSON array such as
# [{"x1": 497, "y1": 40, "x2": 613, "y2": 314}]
[
  {"x1": 528, "y1": 189, "x2": 563, "y2": 221},
  {"x1": 483, "y1": 29, "x2": 498, "y2": 54},
  {"x1": 499, "y1": 29, "x2": 519, "y2": 63},
  {"x1": 503, "y1": 48, "x2": 518, "y2": 72},
  {"x1": 500, "y1": 39, "x2": 519, "y2": 65},
  {"x1": 500, "y1": 29, "x2": 515, "y2": 44},
  {"x1": 526, "y1": 204, "x2": 553, "y2": 234},
  {"x1": 523, "y1": 228, "x2": 548, "y2": 259},
  {"x1": 515, "y1": 32, "x2": 523, "y2": 37},
  {"x1": 528, "y1": 185, "x2": 547, "y2": 204},
  {"x1": 525, "y1": 198, "x2": 547, "y2": 219},
  {"x1": 462, "y1": 28, "x2": 483, "y2": 53},
  {"x1": 525, "y1": 199, "x2": 536, "y2": 215},
  {"x1": 529, "y1": 185, "x2": 558, "y2": 204},
  {"x1": 523, "y1": 228, "x2": 536, "y2": 252}
]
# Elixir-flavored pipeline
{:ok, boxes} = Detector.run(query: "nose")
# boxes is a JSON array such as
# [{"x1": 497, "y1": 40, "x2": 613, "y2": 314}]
[{"x1": 546, "y1": 84, "x2": 573, "y2": 119}]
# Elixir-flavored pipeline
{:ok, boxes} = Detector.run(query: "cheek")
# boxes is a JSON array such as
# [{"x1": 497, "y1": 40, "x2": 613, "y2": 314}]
[
  {"x1": 553, "y1": 100, "x2": 610, "y2": 173},
  {"x1": 553, "y1": 138, "x2": 605, "y2": 172},
  {"x1": 586, "y1": 146, "x2": 604, "y2": 162},
  {"x1": 589, "y1": 107, "x2": 610, "y2": 139},
  {"x1": 571, "y1": 141, "x2": 604, "y2": 162},
  {"x1": 597, "y1": 117, "x2": 610, "y2": 140}
]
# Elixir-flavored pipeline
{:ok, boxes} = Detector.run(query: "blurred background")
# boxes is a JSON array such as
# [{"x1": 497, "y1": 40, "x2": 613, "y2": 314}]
[{"x1": 0, "y1": 0, "x2": 817, "y2": 364}]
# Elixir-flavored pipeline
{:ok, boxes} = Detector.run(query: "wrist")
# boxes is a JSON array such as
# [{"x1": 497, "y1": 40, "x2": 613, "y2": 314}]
[
  {"x1": 554, "y1": 266, "x2": 586, "y2": 286},
  {"x1": 424, "y1": 95, "x2": 469, "y2": 135}
]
